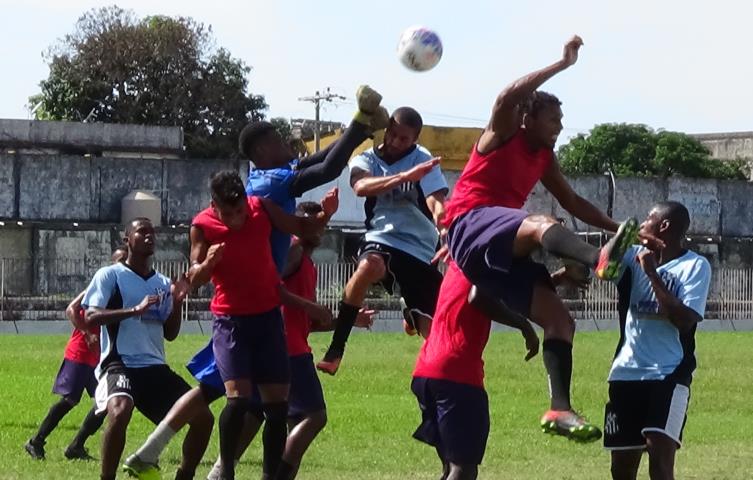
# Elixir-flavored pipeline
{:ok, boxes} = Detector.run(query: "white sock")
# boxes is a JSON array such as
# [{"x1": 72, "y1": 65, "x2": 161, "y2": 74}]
[{"x1": 135, "y1": 421, "x2": 176, "y2": 464}]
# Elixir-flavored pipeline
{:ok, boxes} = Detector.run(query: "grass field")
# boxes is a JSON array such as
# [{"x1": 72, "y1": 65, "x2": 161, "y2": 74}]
[{"x1": 1, "y1": 331, "x2": 751, "y2": 480}]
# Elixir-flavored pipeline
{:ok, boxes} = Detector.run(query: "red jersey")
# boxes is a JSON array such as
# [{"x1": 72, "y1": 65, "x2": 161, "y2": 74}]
[
  {"x1": 413, "y1": 261, "x2": 491, "y2": 388},
  {"x1": 63, "y1": 320, "x2": 100, "y2": 368},
  {"x1": 192, "y1": 196, "x2": 281, "y2": 316},
  {"x1": 444, "y1": 129, "x2": 553, "y2": 226},
  {"x1": 281, "y1": 253, "x2": 317, "y2": 356}
]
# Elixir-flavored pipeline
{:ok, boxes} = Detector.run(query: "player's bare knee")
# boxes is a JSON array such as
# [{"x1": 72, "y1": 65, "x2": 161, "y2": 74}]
[
  {"x1": 62, "y1": 395, "x2": 79, "y2": 407},
  {"x1": 309, "y1": 410, "x2": 327, "y2": 431},
  {"x1": 107, "y1": 397, "x2": 133, "y2": 425},
  {"x1": 523, "y1": 214, "x2": 559, "y2": 243},
  {"x1": 357, "y1": 254, "x2": 386, "y2": 282}
]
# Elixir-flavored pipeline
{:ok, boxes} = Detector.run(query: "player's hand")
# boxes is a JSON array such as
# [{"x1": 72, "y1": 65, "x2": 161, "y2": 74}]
[
  {"x1": 84, "y1": 331, "x2": 99, "y2": 351},
  {"x1": 355, "y1": 306, "x2": 376, "y2": 329},
  {"x1": 171, "y1": 273, "x2": 191, "y2": 304},
  {"x1": 401, "y1": 157, "x2": 441, "y2": 183},
  {"x1": 561, "y1": 35, "x2": 583, "y2": 67},
  {"x1": 551, "y1": 264, "x2": 591, "y2": 290},
  {"x1": 637, "y1": 250, "x2": 659, "y2": 277},
  {"x1": 205, "y1": 242, "x2": 225, "y2": 267},
  {"x1": 307, "y1": 303, "x2": 333, "y2": 327},
  {"x1": 320, "y1": 187, "x2": 339, "y2": 217},
  {"x1": 431, "y1": 227, "x2": 451, "y2": 265},
  {"x1": 522, "y1": 324, "x2": 539, "y2": 361},
  {"x1": 135, "y1": 295, "x2": 160, "y2": 315},
  {"x1": 638, "y1": 231, "x2": 666, "y2": 251}
]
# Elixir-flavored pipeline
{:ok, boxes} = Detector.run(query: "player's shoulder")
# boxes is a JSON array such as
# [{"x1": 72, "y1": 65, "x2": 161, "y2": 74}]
[
  {"x1": 96, "y1": 262, "x2": 125, "y2": 277},
  {"x1": 678, "y1": 250, "x2": 711, "y2": 277},
  {"x1": 414, "y1": 144, "x2": 433, "y2": 160}
]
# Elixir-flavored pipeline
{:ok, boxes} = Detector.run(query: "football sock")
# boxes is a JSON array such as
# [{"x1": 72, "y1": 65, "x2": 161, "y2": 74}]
[
  {"x1": 543, "y1": 339, "x2": 573, "y2": 411},
  {"x1": 540, "y1": 224, "x2": 600, "y2": 267}
]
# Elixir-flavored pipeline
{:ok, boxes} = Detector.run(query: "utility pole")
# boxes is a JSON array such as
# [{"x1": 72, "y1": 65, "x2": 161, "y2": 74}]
[{"x1": 298, "y1": 87, "x2": 345, "y2": 152}]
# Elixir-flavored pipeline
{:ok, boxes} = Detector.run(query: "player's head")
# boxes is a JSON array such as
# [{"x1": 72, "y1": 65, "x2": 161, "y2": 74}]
[
  {"x1": 111, "y1": 245, "x2": 128, "y2": 263},
  {"x1": 239, "y1": 121, "x2": 292, "y2": 169},
  {"x1": 641, "y1": 201, "x2": 691, "y2": 244},
  {"x1": 522, "y1": 91, "x2": 563, "y2": 149},
  {"x1": 296, "y1": 201, "x2": 323, "y2": 248},
  {"x1": 210, "y1": 170, "x2": 248, "y2": 230},
  {"x1": 124, "y1": 217, "x2": 155, "y2": 257},
  {"x1": 382, "y1": 107, "x2": 423, "y2": 161}
]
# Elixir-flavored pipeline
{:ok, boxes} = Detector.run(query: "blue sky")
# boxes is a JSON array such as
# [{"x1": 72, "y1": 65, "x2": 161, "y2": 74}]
[{"x1": 2, "y1": 0, "x2": 751, "y2": 143}]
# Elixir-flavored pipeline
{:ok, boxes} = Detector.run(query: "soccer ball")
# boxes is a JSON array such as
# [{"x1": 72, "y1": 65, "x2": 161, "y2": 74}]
[{"x1": 397, "y1": 26, "x2": 443, "y2": 72}]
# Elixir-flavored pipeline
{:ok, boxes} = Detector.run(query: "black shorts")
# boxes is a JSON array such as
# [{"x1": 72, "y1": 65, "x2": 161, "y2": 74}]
[
  {"x1": 604, "y1": 380, "x2": 691, "y2": 450},
  {"x1": 411, "y1": 377, "x2": 489, "y2": 465},
  {"x1": 95, "y1": 364, "x2": 192, "y2": 424},
  {"x1": 357, "y1": 241, "x2": 443, "y2": 318}
]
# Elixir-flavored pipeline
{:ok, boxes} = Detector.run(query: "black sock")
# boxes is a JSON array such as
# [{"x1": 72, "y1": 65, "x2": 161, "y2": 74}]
[
  {"x1": 540, "y1": 224, "x2": 600, "y2": 267},
  {"x1": 174, "y1": 467, "x2": 195, "y2": 480},
  {"x1": 325, "y1": 302, "x2": 360, "y2": 359},
  {"x1": 101, "y1": 475, "x2": 116, "y2": 480},
  {"x1": 274, "y1": 459, "x2": 297, "y2": 480},
  {"x1": 262, "y1": 402, "x2": 289, "y2": 478},
  {"x1": 34, "y1": 398, "x2": 75, "y2": 444},
  {"x1": 219, "y1": 398, "x2": 250, "y2": 480},
  {"x1": 542, "y1": 339, "x2": 573, "y2": 411},
  {"x1": 68, "y1": 406, "x2": 105, "y2": 450}
]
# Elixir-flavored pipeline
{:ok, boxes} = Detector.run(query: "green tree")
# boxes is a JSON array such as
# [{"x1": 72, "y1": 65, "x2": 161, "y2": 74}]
[
  {"x1": 558, "y1": 123, "x2": 748, "y2": 179},
  {"x1": 29, "y1": 6, "x2": 267, "y2": 158}
]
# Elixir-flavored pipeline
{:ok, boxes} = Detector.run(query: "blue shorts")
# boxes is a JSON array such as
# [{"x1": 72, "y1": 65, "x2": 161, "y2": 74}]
[
  {"x1": 212, "y1": 310, "x2": 290, "y2": 386},
  {"x1": 447, "y1": 206, "x2": 553, "y2": 317},
  {"x1": 52, "y1": 359, "x2": 97, "y2": 403},
  {"x1": 411, "y1": 377, "x2": 489, "y2": 466},
  {"x1": 186, "y1": 339, "x2": 225, "y2": 395}
]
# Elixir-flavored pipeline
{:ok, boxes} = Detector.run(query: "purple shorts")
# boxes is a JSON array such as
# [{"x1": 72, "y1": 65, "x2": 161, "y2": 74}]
[
  {"x1": 212, "y1": 309, "x2": 290, "y2": 386},
  {"x1": 447, "y1": 206, "x2": 553, "y2": 317},
  {"x1": 52, "y1": 359, "x2": 97, "y2": 403},
  {"x1": 287, "y1": 353, "x2": 326, "y2": 418},
  {"x1": 411, "y1": 377, "x2": 490, "y2": 465}
]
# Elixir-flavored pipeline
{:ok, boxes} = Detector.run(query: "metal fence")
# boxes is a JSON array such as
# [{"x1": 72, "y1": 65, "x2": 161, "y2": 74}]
[{"x1": 1, "y1": 258, "x2": 752, "y2": 323}]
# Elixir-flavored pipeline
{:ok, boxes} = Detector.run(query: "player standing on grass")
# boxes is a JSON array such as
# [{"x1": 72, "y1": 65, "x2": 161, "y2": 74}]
[
  {"x1": 123, "y1": 86, "x2": 387, "y2": 479},
  {"x1": 82, "y1": 218, "x2": 211, "y2": 480},
  {"x1": 604, "y1": 202, "x2": 711, "y2": 480},
  {"x1": 411, "y1": 260, "x2": 586, "y2": 480},
  {"x1": 25, "y1": 247, "x2": 127, "y2": 462},
  {"x1": 205, "y1": 201, "x2": 376, "y2": 480},
  {"x1": 187, "y1": 171, "x2": 338, "y2": 480},
  {"x1": 318, "y1": 107, "x2": 448, "y2": 375},
  {"x1": 438, "y1": 35, "x2": 659, "y2": 441}
]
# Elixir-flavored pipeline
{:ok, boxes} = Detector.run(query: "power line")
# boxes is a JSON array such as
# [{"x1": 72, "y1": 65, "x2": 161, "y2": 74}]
[{"x1": 298, "y1": 88, "x2": 346, "y2": 152}]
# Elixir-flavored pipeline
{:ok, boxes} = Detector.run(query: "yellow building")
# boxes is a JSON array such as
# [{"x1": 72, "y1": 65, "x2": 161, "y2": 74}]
[{"x1": 302, "y1": 125, "x2": 482, "y2": 171}]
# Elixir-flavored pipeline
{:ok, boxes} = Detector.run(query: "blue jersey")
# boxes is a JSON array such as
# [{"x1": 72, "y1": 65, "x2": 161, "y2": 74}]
[
  {"x1": 82, "y1": 263, "x2": 174, "y2": 377},
  {"x1": 609, "y1": 246, "x2": 711, "y2": 384},
  {"x1": 350, "y1": 145, "x2": 448, "y2": 264},
  {"x1": 246, "y1": 159, "x2": 298, "y2": 273}
]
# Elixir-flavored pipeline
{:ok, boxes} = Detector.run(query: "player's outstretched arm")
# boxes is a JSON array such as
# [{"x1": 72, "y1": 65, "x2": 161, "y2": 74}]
[
  {"x1": 261, "y1": 188, "x2": 338, "y2": 237},
  {"x1": 541, "y1": 160, "x2": 619, "y2": 232},
  {"x1": 480, "y1": 35, "x2": 583, "y2": 152},
  {"x1": 351, "y1": 158, "x2": 441, "y2": 197},
  {"x1": 66, "y1": 290, "x2": 87, "y2": 330}
]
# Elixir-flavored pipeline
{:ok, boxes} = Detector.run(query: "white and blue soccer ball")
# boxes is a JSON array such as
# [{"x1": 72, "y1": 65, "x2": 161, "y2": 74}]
[{"x1": 397, "y1": 26, "x2": 443, "y2": 72}]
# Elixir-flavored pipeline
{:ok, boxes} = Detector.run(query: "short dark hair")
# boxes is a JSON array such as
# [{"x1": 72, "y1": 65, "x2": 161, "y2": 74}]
[
  {"x1": 210, "y1": 170, "x2": 246, "y2": 206},
  {"x1": 238, "y1": 121, "x2": 277, "y2": 160},
  {"x1": 296, "y1": 201, "x2": 322, "y2": 216},
  {"x1": 391, "y1": 107, "x2": 423, "y2": 134},
  {"x1": 653, "y1": 201, "x2": 691, "y2": 236},
  {"x1": 522, "y1": 90, "x2": 562, "y2": 117},
  {"x1": 125, "y1": 217, "x2": 152, "y2": 237}
]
